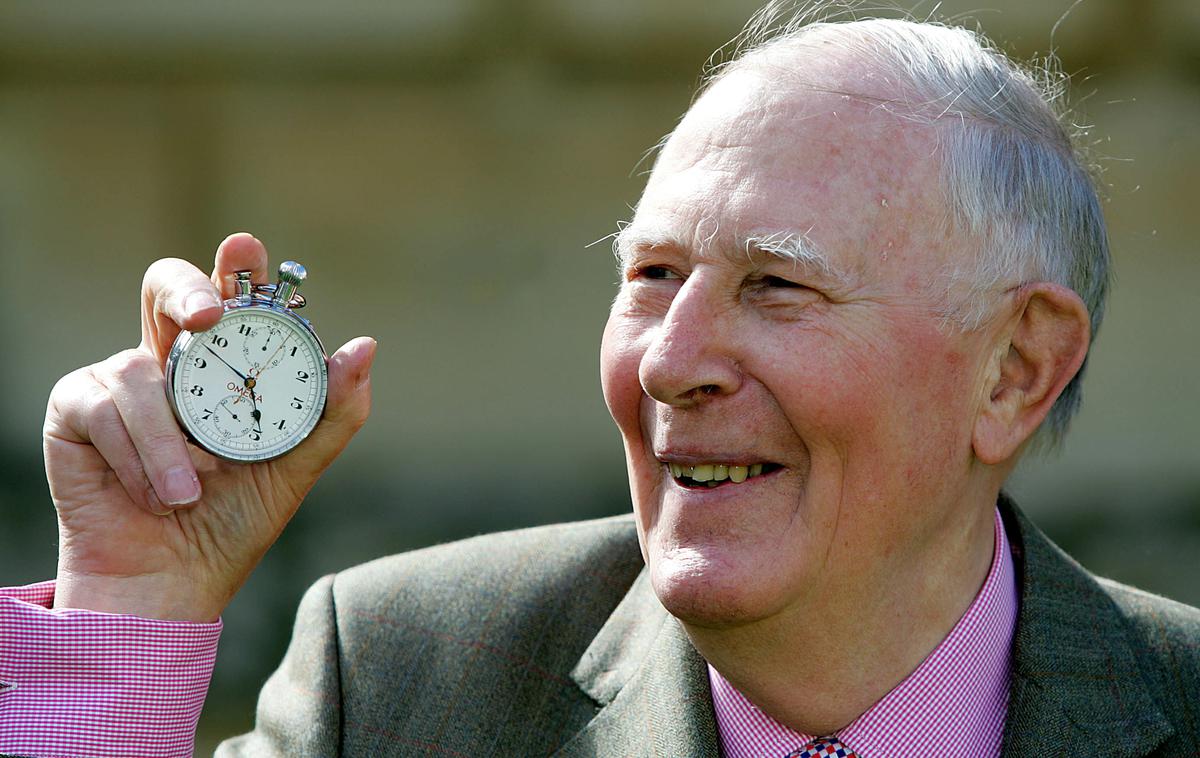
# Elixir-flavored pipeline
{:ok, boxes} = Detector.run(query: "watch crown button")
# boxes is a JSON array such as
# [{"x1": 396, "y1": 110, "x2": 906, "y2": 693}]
[
  {"x1": 278, "y1": 261, "x2": 307, "y2": 286},
  {"x1": 273, "y1": 261, "x2": 307, "y2": 309}
]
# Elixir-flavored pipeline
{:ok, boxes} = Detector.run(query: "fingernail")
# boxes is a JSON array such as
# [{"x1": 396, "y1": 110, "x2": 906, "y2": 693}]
[
  {"x1": 162, "y1": 466, "x2": 201, "y2": 505},
  {"x1": 184, "y1": 291, "x2": 220, "y2": 317}
]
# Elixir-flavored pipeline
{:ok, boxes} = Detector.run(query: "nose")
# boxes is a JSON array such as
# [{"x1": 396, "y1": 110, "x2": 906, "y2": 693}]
[{"x1": 638, "y1": 273, "x2": 741, "y2": 406}]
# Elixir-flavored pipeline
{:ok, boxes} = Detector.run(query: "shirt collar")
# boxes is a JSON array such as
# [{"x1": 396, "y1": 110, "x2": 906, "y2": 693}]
[{"x1": 710, "y1": 506, "x2": 1018, "y2": 758}]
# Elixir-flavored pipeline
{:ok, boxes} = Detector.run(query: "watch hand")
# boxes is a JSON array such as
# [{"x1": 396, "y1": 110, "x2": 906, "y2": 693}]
[
  {"x1": 204, "y1": 344, "x2": 250, "y2": 382},
  {"x1": 216, "y1": 399, "x2": 241, "y2": 421},
  {"x1": 248, "y1": 389, "x2": 261, "y2": 429},
  {"x1": 251, "y1": 334, "x2": 293, "y2": 379},
  {"x1": 205, "y1": 343, "x2": 260, "y2": 406}
]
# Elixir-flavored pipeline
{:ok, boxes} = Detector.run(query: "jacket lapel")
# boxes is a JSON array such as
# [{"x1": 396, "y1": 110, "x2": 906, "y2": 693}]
[
  {"x1": 554, "y1": 569, "x2": 721, "y2": 758},
  {"x1": 1001, "y1": 499, "x2": 1173, "y2": 757},
  {"x1": 552, "y1": 499, "x2": 1174, "y2": 758}
]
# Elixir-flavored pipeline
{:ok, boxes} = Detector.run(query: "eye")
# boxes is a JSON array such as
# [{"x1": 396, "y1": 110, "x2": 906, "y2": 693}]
[
  {"x1": 749, "y1": 274, "x2": 808, "y2": 291},
  {"x1": 762, "y1": 275, "x2": 804, "y2": 289},
  {"x1": 743, "y1": 273, "x2": 824, "y2": 312},
  {"x1": 633, "y1": 265, "x2": 683, "y2": 281}
]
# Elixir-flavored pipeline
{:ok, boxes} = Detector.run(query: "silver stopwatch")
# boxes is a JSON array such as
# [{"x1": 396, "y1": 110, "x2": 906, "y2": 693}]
[{"x1": 165, "y1": 261, "x2": 328, "y2": 462}]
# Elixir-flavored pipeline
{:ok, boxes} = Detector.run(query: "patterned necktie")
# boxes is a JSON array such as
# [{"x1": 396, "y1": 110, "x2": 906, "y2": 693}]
[{"x1": 786, "y1": 736, "x2": 859, "y2": 757}]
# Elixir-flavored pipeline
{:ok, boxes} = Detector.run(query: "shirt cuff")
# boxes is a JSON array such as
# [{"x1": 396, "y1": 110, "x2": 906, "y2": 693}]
[{"x1": 0, "y1": 581, "x2": 222, "y2": 758}]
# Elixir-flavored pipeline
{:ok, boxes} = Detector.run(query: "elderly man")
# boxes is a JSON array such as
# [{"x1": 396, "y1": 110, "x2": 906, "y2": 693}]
[{"x1": 2, "y1": 6, "x2": 1198, "y2": 758}]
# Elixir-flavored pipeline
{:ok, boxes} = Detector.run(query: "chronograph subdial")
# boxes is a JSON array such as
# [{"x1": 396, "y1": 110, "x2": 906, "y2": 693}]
[
  {"x1": 209, "y1": 394, "x2": 258, "y2": 440},
  {"x1": 240, "y1": 325, "x2": 289, "y2": 373}
]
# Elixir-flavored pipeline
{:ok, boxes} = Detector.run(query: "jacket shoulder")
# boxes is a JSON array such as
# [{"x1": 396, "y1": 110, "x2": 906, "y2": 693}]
[
  {"x1": 325, "y1": 515, "x2": 646, "y2": 755},
  {"x1": 1097, "y1": 577, "x2": 1200, "y2": 749},
  {"x1": 1001, "y1": 497, "x2": 1200, "y2": 756},
  {"x1": 1098, "y1": 575, "x2": 1200, "y2": 671},
  {"x1": 1100, "y1": 576, "x2": 1200, "y2": 636},
  {"x1": 333, "y1": 513, "x2": 643, "y2": 615}
]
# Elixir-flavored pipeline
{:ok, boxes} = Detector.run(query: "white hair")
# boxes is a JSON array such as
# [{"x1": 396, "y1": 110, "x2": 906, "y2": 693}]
[{"x1": 700, "y1": 1, "x2": 1111, "y2": 451}]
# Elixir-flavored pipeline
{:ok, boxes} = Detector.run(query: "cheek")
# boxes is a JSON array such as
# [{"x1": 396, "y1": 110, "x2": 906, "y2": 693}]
[
  {"x1": 837, "y1": 320, "x2": 975, "y2": 425},
  {"x1": 774, "y1": 321, "x2": 977, "y2": 489},
  {"x1": 600, "y1": 314, "x2": 648, "y2": 437},
  {"x1": 896, "y1": 328, "x2": 976, "y2": 428},
  {"x1": 601, "y1": 314, "x2": 659, "y2": 562},
  {"x1": 857, "y1": 325, "x2": 979, "y2": 489},
  {"x1": 767, "y1": 325, "x2": 890, "y2": 441}
]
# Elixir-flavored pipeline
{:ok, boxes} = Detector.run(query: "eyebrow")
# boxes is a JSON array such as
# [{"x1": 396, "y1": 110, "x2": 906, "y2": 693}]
[
  {"x1": 742, "y1": 229, "x2": 838, "y2": 277},
  {"x1": 614, "y1": 225, "x2": 849, "y2": 286}
]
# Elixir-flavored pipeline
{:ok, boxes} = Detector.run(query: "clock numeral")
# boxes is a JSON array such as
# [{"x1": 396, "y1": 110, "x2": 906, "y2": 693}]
[
  {"x1": 201, "y1": 408, "x2": 213, "y2": 420},
  {"x1": 288, "y1": 346, "x2": 298, "y2": 357},
  {"x1": 275, "y1": 419, "x2": 287, "y2": 431},
  {"x1": 189, "y1": 385, "x2": 204, "y2": 397},
  {"x1": 295, "y1": 370, "x2": 309, "y2": 383},
  {"x1": 192, "y1": 357, "x2": 207, "y2": 369},
  {"x1": 210, "y1": 335, "x2": 229, "y2": 348},
  {"x1": 237, "y1": 324, "x2": 253, "y2": 336},
  {"x1": 290, "y1": 397, "x2": 304, "y2": 410},
  {"x1": 249, "y1": 430, "x2": 261, "y2": 441}
]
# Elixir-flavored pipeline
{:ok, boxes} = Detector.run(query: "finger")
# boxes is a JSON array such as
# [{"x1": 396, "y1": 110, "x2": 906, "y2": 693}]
[
  {"x1": 96, "y1": 349, "x2": 202, "y2": 509},
  {"x1": 212, "y1": 233, "x2": 270, "y2": 299},
  {"x1": 277, "y1": 336, "x2": 377, "y2": 488},
  {"x1": 141, "y1": 258, "x2": 223, "y2": 364},
  {"x1": 46, "y1": 366, "x2": 175, "y2": 515}
]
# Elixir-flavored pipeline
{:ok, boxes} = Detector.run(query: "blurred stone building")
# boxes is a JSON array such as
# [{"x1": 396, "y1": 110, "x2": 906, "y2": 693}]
[{"x1": 0, "y1": 1, "x2": 1196, "y2": 751}]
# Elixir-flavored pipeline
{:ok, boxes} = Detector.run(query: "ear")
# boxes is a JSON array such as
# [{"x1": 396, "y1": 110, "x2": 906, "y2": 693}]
[{"x1": 973, "y1": 283, "x2": 1091, "y2": 465}]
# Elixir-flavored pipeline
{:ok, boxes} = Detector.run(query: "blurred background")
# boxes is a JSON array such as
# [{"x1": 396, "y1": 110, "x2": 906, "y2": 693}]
[{"x1": 0, "y1": 0, "x2": 1196, "y2": 752}]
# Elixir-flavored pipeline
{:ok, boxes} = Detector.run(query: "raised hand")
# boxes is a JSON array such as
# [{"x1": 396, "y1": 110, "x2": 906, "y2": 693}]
[{"x1": 43, "y1": 234, "x2": 376, "y2": 621}]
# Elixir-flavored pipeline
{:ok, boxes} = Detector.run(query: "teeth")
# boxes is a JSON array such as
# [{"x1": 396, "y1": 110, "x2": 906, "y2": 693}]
[{"x1": 666, "y1": 461, "x2": 769, "y2": 485}]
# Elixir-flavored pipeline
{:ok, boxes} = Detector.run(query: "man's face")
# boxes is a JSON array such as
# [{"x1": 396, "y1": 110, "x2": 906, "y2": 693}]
[{"x1": 600, "y1": 63, "x2": 997, "y2": 628}]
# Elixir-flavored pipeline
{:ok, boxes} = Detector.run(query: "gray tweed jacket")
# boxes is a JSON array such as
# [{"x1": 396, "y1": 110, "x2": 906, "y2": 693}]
[{"x1": 217, "y1": 498, "x2": 1200, "y2": 757}]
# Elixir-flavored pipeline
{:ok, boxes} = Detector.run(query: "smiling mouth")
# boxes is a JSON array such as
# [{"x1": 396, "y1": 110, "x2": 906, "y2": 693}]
[{"x1": 665, "y1": 462, "x2": 782, "y2": 489}]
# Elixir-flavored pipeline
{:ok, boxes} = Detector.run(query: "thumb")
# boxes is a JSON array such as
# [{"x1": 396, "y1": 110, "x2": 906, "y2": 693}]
[{"x1": 279, "y1": 336, "x2": 376, "y2": 481}]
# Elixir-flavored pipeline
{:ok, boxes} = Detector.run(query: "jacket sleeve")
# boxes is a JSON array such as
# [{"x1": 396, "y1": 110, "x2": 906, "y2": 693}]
[{"x1": 216, "y1": 574, "x2": 343, "y2": 757}]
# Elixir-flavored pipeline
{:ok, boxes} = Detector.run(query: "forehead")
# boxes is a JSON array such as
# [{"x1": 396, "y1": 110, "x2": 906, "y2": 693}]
[{"x1": 630, "y1": 60, "x2": 955, "y2": 279}]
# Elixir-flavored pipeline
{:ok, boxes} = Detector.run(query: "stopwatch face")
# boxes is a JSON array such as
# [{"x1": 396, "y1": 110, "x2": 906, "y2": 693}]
[{"x1": 168, "y1": 306, "x2": 328, "y2": 462}]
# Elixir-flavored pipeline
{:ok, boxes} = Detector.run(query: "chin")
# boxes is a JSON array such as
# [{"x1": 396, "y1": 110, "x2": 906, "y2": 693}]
[{"x1": 647, "y1": 543, "x2": 791, "y2": 630}]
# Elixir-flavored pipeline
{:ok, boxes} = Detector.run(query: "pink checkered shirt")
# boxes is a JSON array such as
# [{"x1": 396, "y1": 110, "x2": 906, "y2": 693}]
[
  {"x1": 710, "y1": 507, "x2": 1018, "y2": 758},
  {"x1": 0, "y1": 581, "x2": 221, "y2": 758}
]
